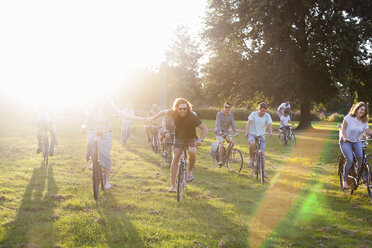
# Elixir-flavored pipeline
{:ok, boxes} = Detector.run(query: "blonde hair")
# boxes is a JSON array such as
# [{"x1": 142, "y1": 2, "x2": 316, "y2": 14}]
[
  {"x1": 172, "y1": 98, "x2": 193, "y2": 112},
  {"x1": 349, "y1": 101, "x2": 369, "y2": 123}
]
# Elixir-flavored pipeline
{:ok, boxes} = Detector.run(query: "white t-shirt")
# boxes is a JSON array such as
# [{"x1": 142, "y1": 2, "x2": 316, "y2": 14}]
[
  {"x1": 248, "y1": 111, "x2": 272, "y2": 136},
  {"x1": 340, "y1": 114, "x2": 369, "y2": 141},
  {"x1": 122, "y1": 108, "x2": 135, "y2": 125},
  {"x1": 280, "y1": 115, "x2": 291, "y2": 127},
  {"x1": 277, "y1": 103, "x2": 291, "y2": 112}
]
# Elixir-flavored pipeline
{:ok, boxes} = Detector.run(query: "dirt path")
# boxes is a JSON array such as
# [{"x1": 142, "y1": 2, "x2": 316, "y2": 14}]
[{"x1": 248, "y1": 127, "x2": 332, "y2": 247}]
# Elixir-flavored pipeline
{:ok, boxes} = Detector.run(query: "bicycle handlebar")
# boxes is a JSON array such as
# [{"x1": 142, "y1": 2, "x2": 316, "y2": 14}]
[{"x1": 345, "y1": 137, "x2": 372, "y2": 143}]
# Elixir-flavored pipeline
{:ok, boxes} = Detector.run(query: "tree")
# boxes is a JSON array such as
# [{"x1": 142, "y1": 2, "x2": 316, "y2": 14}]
[
  {"x1": 203, "y1": 0, "x2": 372, "y2": 128},
  {"x1": 165, "y1": 25, "x2": 203, "y2": 105}
]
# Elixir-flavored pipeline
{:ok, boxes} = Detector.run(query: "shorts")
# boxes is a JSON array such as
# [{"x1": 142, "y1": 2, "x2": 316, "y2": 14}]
[
  {"x1": 248, "y1": 135, "x2": 266, "y2": 151},
  {"x1": 215, "y1": 133, "x2": 232, "y2": 143},
  {"x1": 174, "y1": 138, "x2": 197, "y2": 149}
]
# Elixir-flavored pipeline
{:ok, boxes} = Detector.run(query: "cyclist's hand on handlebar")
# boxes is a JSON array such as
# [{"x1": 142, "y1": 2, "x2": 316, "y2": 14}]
[{"x1": 194, "y1": 139, "x2": 202, "y2": 147}]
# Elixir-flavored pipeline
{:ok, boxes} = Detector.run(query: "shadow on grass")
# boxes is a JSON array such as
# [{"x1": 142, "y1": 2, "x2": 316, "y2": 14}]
[
  {"x1": 1, "y1": 162, "x2": 59, "y2": 247},
  {"x1": 97, "y1": 191, "x2": 145, "y2": 248}
]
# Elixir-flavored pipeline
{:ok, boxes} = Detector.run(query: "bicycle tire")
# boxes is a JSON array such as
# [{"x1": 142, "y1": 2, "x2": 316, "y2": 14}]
[
  {"x1": 93, "y1": 159, "x2": 100, "y2": 200},
  {"x1": 100, "y1": 168, "x2": 104, "y2": 191},
  {"x1": 289, "y1": 132, "x2": 296, "y2": 147},
  {"x1": 43, "y1": 136, "x2": 49, "y2": 166},
  {"x1": 259, "y1": 154, "x2": 264, "y2": 184},
  {"x1": 152, "y1": 135, "x2": 158, "y2": 153},
  {"x1": 338, "y1": 155, "x2": 345, "y2": 192},
  {"x1": 177, "y1": 159, "x2": 184, "y2": 202},
  {"x1": 227, "y1": 148, "x2": 243, "y2": 173},
  {"x1": 278, "y1": 132, "x2": 285, "y2": 145},
  {"x1": 365, "y1": 163, "x2": 372, "y2": 203},
  {"x1": 254, "y1": 152, "x2": 259, "y2": 179}
]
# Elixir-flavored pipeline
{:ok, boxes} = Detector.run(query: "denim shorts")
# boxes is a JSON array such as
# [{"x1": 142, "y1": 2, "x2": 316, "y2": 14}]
[{"x1": 248, "y1": 135, "x2": 266, "y2": 151}]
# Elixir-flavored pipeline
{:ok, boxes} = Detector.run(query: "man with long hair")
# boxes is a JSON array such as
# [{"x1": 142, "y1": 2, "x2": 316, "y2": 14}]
[{"x1": 150, "y1": 98, "x2": 208, "y2": 193}]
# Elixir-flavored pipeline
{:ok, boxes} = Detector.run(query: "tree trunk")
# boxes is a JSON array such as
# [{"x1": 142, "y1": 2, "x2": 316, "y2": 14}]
[{"x1": 296, "y1": 101, "x2": 313, "y2": 130}]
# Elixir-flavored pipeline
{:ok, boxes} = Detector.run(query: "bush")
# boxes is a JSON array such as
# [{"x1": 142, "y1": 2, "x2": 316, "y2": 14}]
[{"x1": 326, "y1": 113, "x2": 344, "y2": 122}]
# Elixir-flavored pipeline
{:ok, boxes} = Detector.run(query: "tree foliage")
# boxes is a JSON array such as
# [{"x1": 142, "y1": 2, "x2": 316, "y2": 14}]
[{"x1": 203, "y1": 0, "x2": 372, "y2": 127}]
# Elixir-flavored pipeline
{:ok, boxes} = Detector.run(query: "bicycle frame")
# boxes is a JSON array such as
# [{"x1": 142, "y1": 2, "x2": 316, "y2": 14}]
[{"x1": 177, "y1": 145, "x2": 188, "y2": 202}]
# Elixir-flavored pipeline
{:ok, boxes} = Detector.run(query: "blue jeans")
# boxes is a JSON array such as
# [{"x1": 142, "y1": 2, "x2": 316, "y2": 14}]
[{"x1": 339, "y1": 139, "x2": 364, "y2": 181}]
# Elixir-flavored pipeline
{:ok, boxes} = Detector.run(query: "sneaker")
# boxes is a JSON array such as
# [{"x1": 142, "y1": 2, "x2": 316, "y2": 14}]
[
  {"x1": 186, "y1": 173, "x2": 194, "y2": 182},
  {"x1": 36, "y1": 148, "x2": 42, "y2": 154},
  {"x1": 48, "y1": 152, "x2": 54, "y2": 157},
  {"x1": 264, "y1": 172, "x2": 268, "y2": 178},
  {"x1": 104, "y1": 182, "x2": 112, "y2": 190},
  {"x1": 343, "y1": 181, "x2": 350, "y2": 189},
  {"x1": 89, "y1": 163, "x2": 93, "y2": 170},
  {"x1": 169, "y1": 186, "x2": 176, "y2": 193},
  {"x1": 248, "y1": 161, "x2": 254, "y2": 168}
]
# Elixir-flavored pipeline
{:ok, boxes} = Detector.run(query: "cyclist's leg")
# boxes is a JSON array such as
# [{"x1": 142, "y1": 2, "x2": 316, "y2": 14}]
[
  {"x1": 259, "y1": 136, "x2": 268, "y2": 177},
  {"x1": 36, "y1": 128, "x2": 42, "y2": 151},
  {"x1": 352, "y1": 142, "x2": 365, "y2": 179},
  {"x1": 339, "y1": 140, "x2": 354, "y2": 183},
  {"x1": 216, "y1": 134, "x2": 225, "y2": 164},
  {"x1": 49, "y1": 124, "x2": 57, "y2": 153},
  {"x1": 248, "y1": 135, "x2": 256, "y2": 165},
  {"x1": 126, "y1": 123, "x2": 131, "y2": 139},
  {"x1": 188, "y1": 145, "x2": 197, "y2": 177},
  {"x1": 170, "y1": 147, "x2": 182, "y2": 187}
]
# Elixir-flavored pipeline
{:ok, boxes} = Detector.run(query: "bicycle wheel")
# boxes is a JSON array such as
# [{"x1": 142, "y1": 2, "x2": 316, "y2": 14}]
[
  {"x1": 93, "y1": 159, "x2": 100, "y2": 200},
  {"x1": 259, "y1": 155, "x2": 264, "y2": 184},
  {"x1": 365, "y1": 163, "x2": 372, "y2": 203},
  {"x1": 177, "y1": 160, "x2": 184, "y2": 202},
  {"x1": 289, "y1": 133, "x2": 296, "y2": 147},
  {"x1": 43, "y1": 136, "x2": 49, "y2": 166},
  {"x1": 227, "y1": 148, "x2": 243, "y2": 173},
  {"x1": 100, "y1": 167, "x2": 104, "y2": 191},
  {"x1": 254, "y1": 152, "x2": 259, "y2": 179},
  {"x1": 278, "y1": 132, "x2": 285, "y2": 145},
  {"x1": 152, "y1": 135, "x2": 158, "y2": 153},
  {"x1": 162, "y1": 145, "x2": 172, "y2": 168},
  {"x1": 338, "y1": 155, "x2": 345, "y2": 192}
]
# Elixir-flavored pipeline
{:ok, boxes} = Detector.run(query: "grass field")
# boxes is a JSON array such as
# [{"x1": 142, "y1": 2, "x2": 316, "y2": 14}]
[{"x1": 0, "y1": 113, "x2": 372, "y2": 248}]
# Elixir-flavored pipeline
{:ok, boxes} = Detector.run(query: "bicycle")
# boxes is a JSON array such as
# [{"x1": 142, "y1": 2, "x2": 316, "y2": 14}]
[
  {"x1": 120, "y1": 123, "x2": 130, "y2": 147},
  {"x1": 87, "y1": 130, "x2": 107, "y2": 201},
  {"x1": 214, "y1": 134, "x2": 243, "y2": 173},
  {"x1": 176, "y1": 145, "x2": 189, "y2": 202},
  {"x1": 253, "y1": 136, "x2": 266, "y2": 184},
  {"x1": 161, "y1": 131, "x2": 174, "y2": 168},
  {"x1": 338, "y1": 138, "x2": 372, "y2": 203},
  {"x1": 279, "y1": 125, "x2": 296, "y2": 146},
  {"x1": 150, "y1": 126, "x2": 160, "y2": 153}
]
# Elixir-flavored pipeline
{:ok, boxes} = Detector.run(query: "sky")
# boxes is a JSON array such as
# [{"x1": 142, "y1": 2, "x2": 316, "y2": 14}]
[{"x1": 0, "y1": 0, "x2": 207, "y2": 108}]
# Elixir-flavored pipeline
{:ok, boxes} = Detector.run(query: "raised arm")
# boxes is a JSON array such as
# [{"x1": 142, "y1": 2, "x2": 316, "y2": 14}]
[
  {"x1": 149, "y1": 109, "x2": 169, "y2": 121},
  {"x1": 267, "y1": 123, "x2": 273, "y2": 135}
]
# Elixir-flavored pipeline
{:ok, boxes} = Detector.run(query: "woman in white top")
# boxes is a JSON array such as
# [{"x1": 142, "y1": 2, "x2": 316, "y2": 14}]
[{"x1": 340, "y1": 102, "x2": 372, "y2": 189}]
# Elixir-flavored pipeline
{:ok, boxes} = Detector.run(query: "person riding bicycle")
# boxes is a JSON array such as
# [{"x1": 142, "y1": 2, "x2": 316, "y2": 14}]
[
  {"x1": 36, "y1": 105, "x2": 58, "y2": 156},
  {"x1": 279, "y1": 110, "x2": 293, "y2": 141},
  {"x1": 277, "y1": 100, "x2": 291, "y2": 119},
  {"x1": 215, "y1": 101, "x2": 238, "y2": 167},
  {"x1": 339, "y1": 102, "x2": 372, "y2": 189},
  {"x1": 82, "y1": 97, "x2": 145, "y2": 190},
  {"x1": 245, "y1": 102, "x2": 273, "y2": 178},
  {"x1": 149, "y1": 98, "x2": 208, "y2": 193},
  {"x1": 121, "y1": 101, "x2": 135, "y2": 142},
  {"x1": 145, "y1": 104, "x2": 162, "y2": 144},
  {"x1": 160, "y1": 115, "x2": 175, "y2": 156}
]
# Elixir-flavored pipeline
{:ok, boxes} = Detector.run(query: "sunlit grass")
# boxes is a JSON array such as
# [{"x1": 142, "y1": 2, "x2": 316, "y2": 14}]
[{"x1": 0, "y1": 114, "x2": 371, "y2": 247}]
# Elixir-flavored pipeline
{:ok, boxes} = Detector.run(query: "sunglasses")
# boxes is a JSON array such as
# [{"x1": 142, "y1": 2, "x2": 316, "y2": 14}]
[
  {"x1": 224, "y1": 106, "x2": 231, "y2": 109},
  {"x1": 178, "y1": 107, "x2": 188, "y2": 111}
]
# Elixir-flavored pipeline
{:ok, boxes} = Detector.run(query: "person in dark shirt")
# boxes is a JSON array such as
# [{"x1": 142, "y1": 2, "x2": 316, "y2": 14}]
[{"x1": 150, "y1": 98, "x2": 208, "y2": 193}]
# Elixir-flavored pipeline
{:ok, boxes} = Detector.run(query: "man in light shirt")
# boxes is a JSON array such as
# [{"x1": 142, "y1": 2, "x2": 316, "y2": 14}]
[
  {"x1": 245, "y1": 102, "x2": 273, "y2": 178},
  {"x1": 277, "y1": 100, "x2": 291, "y2": 119}
]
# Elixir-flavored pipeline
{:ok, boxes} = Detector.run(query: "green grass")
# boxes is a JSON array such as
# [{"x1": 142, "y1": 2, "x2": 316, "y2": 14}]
[{"x1": 0, "y1": 113, "x2": 371, "y2": 247}]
